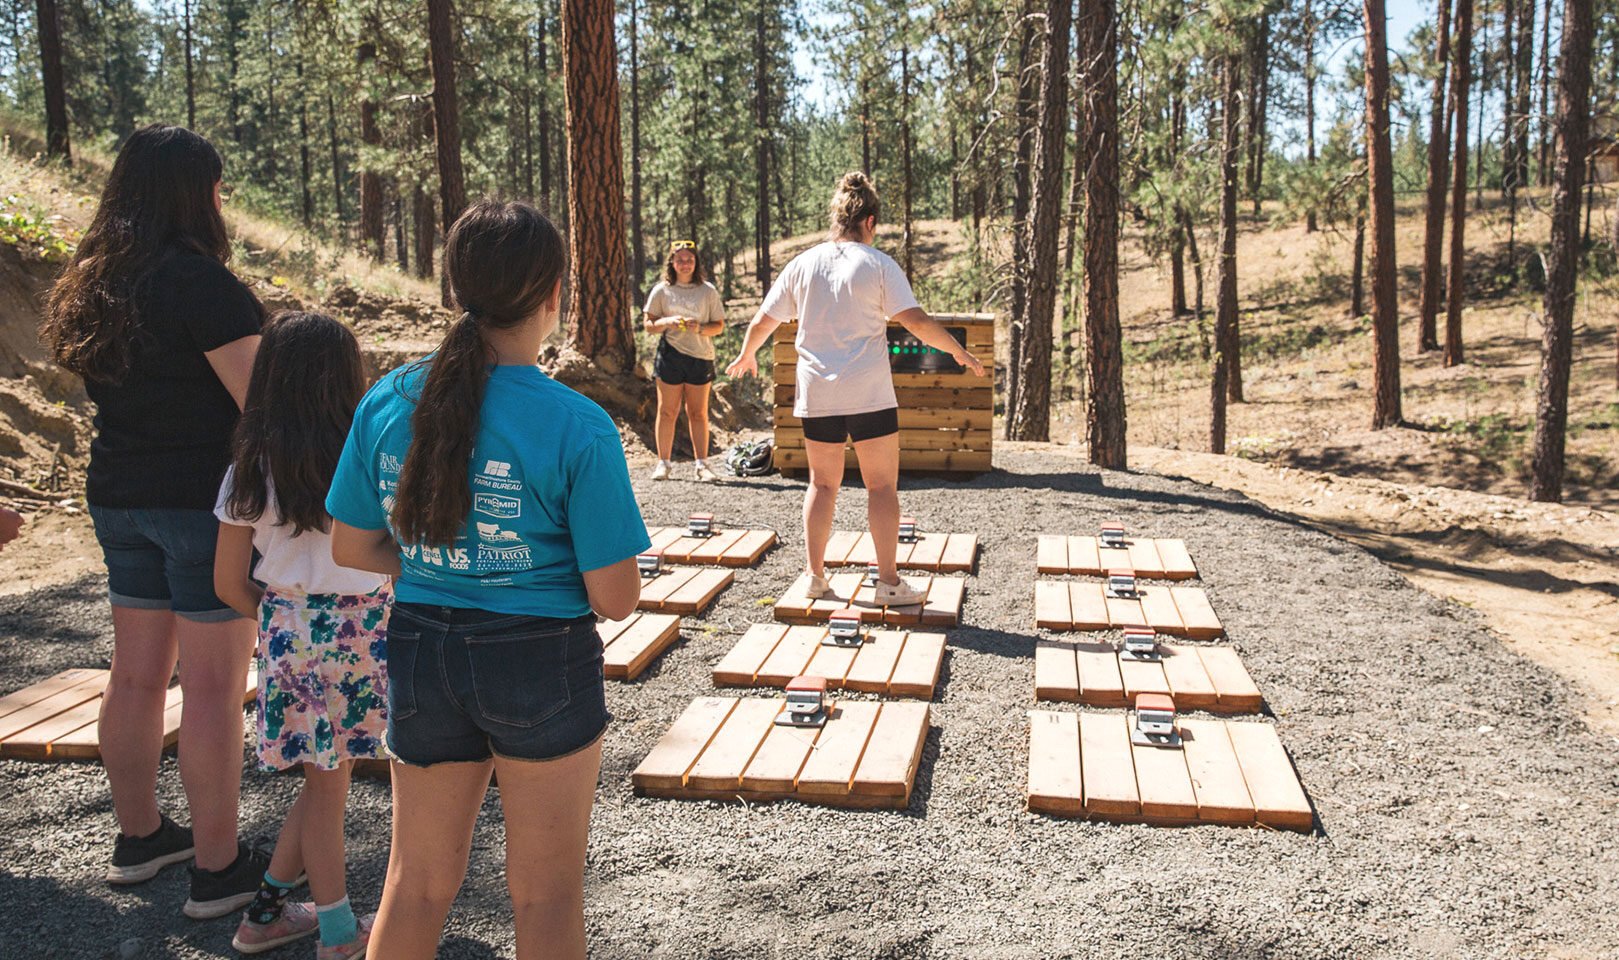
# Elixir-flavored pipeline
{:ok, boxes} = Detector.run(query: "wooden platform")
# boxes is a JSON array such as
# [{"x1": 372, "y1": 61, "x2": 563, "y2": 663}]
[
  {"x1": 1034, "y1": 641, "x2": 1262, "y2": 713},
  {"x1": 713, "y1": 624, "x2": 946, "y2": 698},
  {"x1": 600, "y1": 613, "x2": 683, "y2": 681},
  {"x1": 774, "y1": 573, "x2": 964, "y2": 627},
  {"x1": 1035, "y1": 535, "x2": 1198, "y2": 580},
  {"x1": 632, "y1": 696, "x2": 931, "y2": 809},
  {"x1": 820, "y1": 530, "x2": 979, "y2": 573},
  {"x1": 646, "y1": 526, "x2": 777, "y2": 567},
  {"x1": 1034, "y1": 581, "x2": 1223, "y2": 639},
  {"x1": 638, "y1": 567, "x2": 733, "y2": 615},
  {"x1": 1026, "y1": 711, "x2": 1312, "y2": 831},
  {"x1": 0, "y1": 668, "x2": 257, "y2": 761}
]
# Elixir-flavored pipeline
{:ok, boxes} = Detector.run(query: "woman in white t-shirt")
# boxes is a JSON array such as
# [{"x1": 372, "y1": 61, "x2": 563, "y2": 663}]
[
  {"x1": 727, "y1": 173, "x2": 985, "y2": 606},
  {"x1": 644, "y1": 240, "x2": 725, "y2": 482}
]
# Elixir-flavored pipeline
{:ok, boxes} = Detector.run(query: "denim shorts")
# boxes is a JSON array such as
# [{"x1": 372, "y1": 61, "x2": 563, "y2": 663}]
[
  {"x1": 88, "y1": 506, "x2": 240, "y2": 623},
  {"x1": 384, "y1": 602, "x2": 610, "y2": 766}
]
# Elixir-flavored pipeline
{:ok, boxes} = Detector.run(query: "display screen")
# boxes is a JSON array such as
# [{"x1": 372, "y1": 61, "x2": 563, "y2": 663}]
[{"x1": 887, "y1": 326, "x2": 966, "y2": 374}]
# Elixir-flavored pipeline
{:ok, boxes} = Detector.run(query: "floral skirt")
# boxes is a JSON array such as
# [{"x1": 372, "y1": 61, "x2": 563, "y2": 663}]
[{"x1": 255, "y1": 586, "x2": 391, "y2": 771}]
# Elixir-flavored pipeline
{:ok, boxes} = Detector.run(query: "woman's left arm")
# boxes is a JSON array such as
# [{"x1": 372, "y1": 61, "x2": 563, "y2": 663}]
[
  {"x1": 696, "y1": 287, "x2": 725, "y2": 337},
  {"x1": 892, "y1": 308, "x2": 986, "y2": 377},
  {"x1": 331, "y1": 520, "x2": 403, "y2": 578}
]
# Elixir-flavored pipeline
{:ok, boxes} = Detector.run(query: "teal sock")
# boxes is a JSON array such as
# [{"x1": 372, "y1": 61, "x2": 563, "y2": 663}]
[
  {"x1": 265, "y1": 870, "x2": 297, "y2": 890},
  {"x1": 316, "y1": 897, "x2": 358, "y2": 947}
]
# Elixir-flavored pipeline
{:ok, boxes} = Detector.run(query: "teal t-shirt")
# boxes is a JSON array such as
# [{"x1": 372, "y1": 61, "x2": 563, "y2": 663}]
[{"x1": 326, "y1": 362, "x2": 650, "y2": 618}]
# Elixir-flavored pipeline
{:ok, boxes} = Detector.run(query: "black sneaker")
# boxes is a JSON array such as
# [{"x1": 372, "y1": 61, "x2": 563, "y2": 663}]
[
  {"x1": 107, "y1": 814, "x2": 195, "y2": 885},
  {"x1": 183, "y1": 843, "x2": 271, "y2": 920}
]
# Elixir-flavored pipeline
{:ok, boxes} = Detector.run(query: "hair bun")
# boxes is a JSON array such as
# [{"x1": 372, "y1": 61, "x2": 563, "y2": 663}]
[{"x1": 841, "y1": 171, "x2": 871, "y2": 191}]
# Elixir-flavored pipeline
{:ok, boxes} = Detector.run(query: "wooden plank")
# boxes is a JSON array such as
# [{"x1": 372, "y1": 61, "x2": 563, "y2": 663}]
[
  {"x1": 1159, "y1": 644, "x2": 1220, "y2": 712},
  {"x1": 1067, "y1": 583, "x2": 1111, "y2": 630},
  {"x1": 1096, "y1": 544, "x2": 1133, "y2": 573},
  {"x1": 1172, "y1": 588, "x2": 1225, "y2": 640},
  {"x1": 645, "y1": 527, "x2": 684, "y2": 555},
  {"x1": 1130, "y1": 732, "x2": 1200, "y2": 825},
  {"x1": 822, "y1": 574, "x2": 868, "y2": 618},
  {"x1": 797, "y1": 701, "x2": 880, "y2": 796},
  {"x1": 846, "y1": 532, "x2": 878, "y2": 566},
  {"x1": 601, "y1": 614, "x2": 681, "y2": 681},
  {"x1": 1126, "y1": 539, "x2": 1167, "y2": 578},
  {"x1": 919, "y1": 577, "x2": 964, "y2": 627},
  {"x1": 1066, "y1": 536, "x2": 1101, "y2": 575},
  {"x1": 1155, "y1": 539, "x2": 1199, "y2": 580},
  {"x1": 11, "y1": 693, "x2": 109, "y2": 760},
  {"x1": 850, "y1": 702, "x2": 930, "y2": 799},
  {"x1": 1226, "y1": 722, "x2": 1314, "y2": 832},
  {"x1": 0, "y1": 672, "x2": 111, "y2": 747},
  {"x1": 906, "y1": 533, "x2": 949, "y2": 570},
  {"x1": 1034, "y1": 641, "x2": 1080, "y2": 702},
  {"x1": 1198, "y1": 646, "x2": 1264, "y2": 713},
  {"x1": 1136, "y1": 587, "x2": 1186, "y2": 636},
  {"x1": 775, "y1": 407, "x2": 993, "y2": 431},
  {"x1": 775, "y1": 429, "x2": 995, "y2": 452},
  {"x1": 632, "y1": 697, "x2": 738, "y2": 791},
  {"x1": 724, "y1": 529, "x2": 778, "y2": 566},
  {"x1": 1179, "y1": 718, "x2": 1256, "y2": 825},
  {"x1": 937, "y1": 533, "x2": 978, "y2": 573},
  {"x1": 638, "y1": 566, "x2": 694, "y2": 607},
  {"x1": 1104, "y1": 594, "x2": 1149, "y2": 629},
  {"x1": 754, "y1": 626, "x2": 826, "y2": 686},
  {"x1": 656, "y1": 568, "x2": 733, "y2": 615},
  {"x1": 655, "y1": 534, "x2": 708, "y2": 564},
  {"x1": 1079, "y1": 712, "x2": 1140, "y2": 818},
  {"x1": 822, "y1": 530, "x2": 861, "y2": 565},
  {"x1": 597, "y1": 614, "x2": 636, "y2": 648},
  {"x1": 685, "y1": 698, "x2": 782, "y2": 793},
  {"x1": 1027, "y1": 711, "x2": 1083, "y2": 816},
  {"x1": 683, "y1": 528, "x2": 747, "y2": 564},
  {"x1": 775, "y1": 362, "x2": 996, "y2": 391},
  {"x1": 0, "y1": 669, "x2": 102, "y2": 722},
  {"x1": 739, "y1": 717, "x2": 822, "y2": 794},
  {"x1": 1118, "y1": 657, "x2": 1172, "y2": 701},
  {"x1": 842, "y1": 629, "x2": 906, "y2": 692},
  {"x1": 1036, "y1": 535, "x2": 1068, "y2": 575},
  {"x1": 1074, "y1": 642, "x2": 1127, "y2": 708},
  {"x1": 887, "y1": 631, "x2": 946, "y2": 698},
  {"x1": 801, "y1": 636, "x2": 860, "y2": 687}
]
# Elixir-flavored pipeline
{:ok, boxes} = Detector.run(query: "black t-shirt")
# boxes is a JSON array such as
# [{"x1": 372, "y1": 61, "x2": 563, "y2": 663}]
[{"x1": 84, "y1": 249, "x2": 264, "y2": 510}]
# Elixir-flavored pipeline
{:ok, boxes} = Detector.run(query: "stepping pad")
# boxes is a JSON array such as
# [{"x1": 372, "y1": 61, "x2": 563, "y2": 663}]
[
  {"x1": 1034, "y1": 641, "x2": 1262, "y2": 713},
  {"x1": 774, "y1": 573, "x2": 964, "y2": 627},
  {"x1": 1036, "y1": 535, "x2": 1198, "y2": 580},
  {"x1": 0, "y1": 668, "x2": 257, "y2": 761},
  {"x1": 600, "y1": 613, "x2": 683, "y2": 681},
  {"x1": 713, "y1": 624, "x2": 946, "y2": 699},
  {"x1": 639, "y1": 567, "x2": 733, "y2": 615},
  {"x1": 646, "y1": 526, "x2": 778, "y2": 567},
  {"x1": 1034, "y1": 581, "x2": 1223, "y2": 638},
  {"x1": 822, "y1": 530, "x2": 979, "y2": 573},
  {"x1": 632, "y1": 696, "x2": 930, "y2": 809},
  {"x1": 1026, "y1": 710, "x2": 1312, "y2": 831}
]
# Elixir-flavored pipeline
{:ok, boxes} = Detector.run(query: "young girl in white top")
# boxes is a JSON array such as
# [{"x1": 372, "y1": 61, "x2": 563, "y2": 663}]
[
  {"x1": 213, "y1": 312, "x2": 388, "y2": 959},
  {"x1": 644, "y1": 240, "x2": 725, "y2": 481},
  {"x1": 727, "y1": 173, "x2": 986, "y2": 606}
]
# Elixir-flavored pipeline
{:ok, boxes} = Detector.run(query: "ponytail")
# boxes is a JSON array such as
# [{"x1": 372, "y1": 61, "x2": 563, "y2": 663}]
[{"x1": 390, "y1": 200, "x2": 566, "y2": 548}]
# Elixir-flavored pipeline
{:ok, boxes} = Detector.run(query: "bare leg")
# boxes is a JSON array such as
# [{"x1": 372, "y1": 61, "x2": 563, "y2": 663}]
[
  {"x1": 681, "y1": 383, "x2": 712, "y2": 460},
  {"x1": 853, "y1": 433, "x2": 902, "y2": 584},
  {"x1": 654, "y1": 379, "x2": 682, "y2": 462},
  {"x1": 802, "y1": 439, "x2": 846, "y2": 578},
  {"x1": 296, "y1": 763, "x2": 353, "y2": 906},
  {"x1": 496, "y1": 739, "x2": 603, "y2": 960},
  {"x1": 368, "y1": 760, "x2": 493, "y2": 960},
  {"x1": 99, "y1": 606, "x2": 179, "y2": 839},
  {"x1": 266, "y1": 782, "x2": 307, "y2": 883},
  {"x1": 174, "y1": 616, "x2": 256, "y2": 870}
]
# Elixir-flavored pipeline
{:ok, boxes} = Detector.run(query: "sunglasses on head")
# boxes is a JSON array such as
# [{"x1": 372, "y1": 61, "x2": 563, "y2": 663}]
[{"x1": 670, "y1": 240, "x2": 696, "y2": 251}]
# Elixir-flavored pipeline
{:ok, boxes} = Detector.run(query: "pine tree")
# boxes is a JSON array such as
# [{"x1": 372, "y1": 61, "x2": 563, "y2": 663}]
[
  {"x1": 1443, "y1": 0, "x2": 1474, "y2": 367},
  {"x1": 1363, "y1": 0, "x2": 1402, "y2": 428}
]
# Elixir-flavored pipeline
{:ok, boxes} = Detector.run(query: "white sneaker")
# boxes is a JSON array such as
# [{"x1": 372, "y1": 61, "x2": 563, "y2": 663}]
[
  {"x1": 694, "y1": 461, "x2": 718, "y2": 483},
  {"x1": 873, "y1": 577, "x2": 927, "y2": 607},
  {"x1": 651, "y1": 461, "x2": 671, "y2": 481},
  {"x1": 805, "y1": 573, "x2": 835, "y2": 600}
]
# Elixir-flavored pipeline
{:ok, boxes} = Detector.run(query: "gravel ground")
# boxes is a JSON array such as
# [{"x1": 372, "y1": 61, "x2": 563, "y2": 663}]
[{"x1": 2, "y1": 446, "x2": 1615, "y2": 959}]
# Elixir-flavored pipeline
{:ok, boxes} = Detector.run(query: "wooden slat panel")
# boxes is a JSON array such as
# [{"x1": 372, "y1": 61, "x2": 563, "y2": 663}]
[
  {"x1": 823, "y1": 573, "x2": 869, "y2": 618},
  {"x1": 906, "y1": 533, "x2": 949, "y2": 570},
  {"x1": 1198, "y1": 647, "x2": 1263, "y2": 713},
  {"x1": 685, "y1": 698, "x2": 782, "y2": 792},
  {"x1": 1036, "y1": 536, "x2": 1068, "y2": 575},
  {"x1": 724, "y1": 529, "x2": 778, "y2": 566},
  {"x1": 842, "y1": 629, "x2": 906, "y2": 692},
  {"x1": 1066, "y1": 536, "x2": 1101, "y2": 575},
  {"x1": 1137, "y1": 587, "x2": 1185, "y2": 635},
  {"x1": 1159, "y1": 644, "x2": 1220, "y2": 712},
  {"x1": 601, "y1": 614, "x2": 681, "y2": 681},
  {"x1": 1079, "y1": 712, "x2": 1140, "y2": 818},
  {"x1": 1155, "y1": 539, "x2": 1199, "y2": 579},
  {"x1": 937, "y1": 534, "x2": 978, "y2": 573},
  {"x1": 1118, "y1": 658, "x2": 1172, "y2": 701},
  {"x1": 0, "y1": 669, "x2": 102, "y2": 722},
  {"x1": 851, "y1": 702, "x2": 930, "y2": 799},
  {"x1": 0, "y1": 673, "x2": 111, "y2": 747},
  {"x1": 919, "y1": 577, "x2": 965, "y2": 626},
  {"x1": 775, "y1": 362, "x2": 996, "y2": 391},
  {"x1": 656, "y1": 568, "x2": 733, "y2": 615},
  {"x1": 656, "y1": 534, "x2": 708, "y2": 564},
  {"x1": 631, "y1": 697, "x2": 738, "y2": 791},
  {"x1": 888, "y1": 631, "x2": 946, "y2": 698},
  {"x1": 1131, "y1": 734, "x2": 1200, "y2": 824},
  {"x1": 1067, "y1": 583, "x2": 1111, "y2": 630},
  {"x1": 1104, "y1": 595, "x2": 1148, "y2": 629},
  {"x1": 797, "y1": 701, "x2": 880, "y2": 796},
  {"x1": 846, "y1": 532, "x2": 878, "y2": 566},
  {"x1": 775, "y1": 407, "x2": 993, "y2": 431},
  {"x1": 775, "y1": 429, "x2": 994, "y2": 452},
  {"x1": 645, "y1": 527, "x2": 684, "y2": 555},
  {"x1": 772, "y1": 574, "x2": 818, "y2": 621},
  {"x1": 1125, "y1": 539, "x2": 1167, "y2": 578},
  {"x1": 597, "y1": 614, "x2": 637, "y2": 648},
  {"x1": 754, "y1": 626, "x2": 826, "y2": 686},
  {"x1": 1172, "y1": 588, "x2": 1225, "y2": 640},
  {"x1": 801, "y1": 636, "x2": 860, "y2": 687},
  {"x1": 1034, "y1": 641, "x2": 1080, "y2": 702},
  {"x1": 638, "y1": 566, "x2": 694, "y2": 607},
  {"x1": 739, "y1": 717, "x2": 822, "y2": 793},
  {"x1": 1226, "y1": 722, "x2": 1314, "y2": 832},
  {"x1": 1179, "y1": 718, "x2": 1256, "y2": 824},
  {"x1": 1074, "y1": 642, "x2": 1127, "y2": 707},
  {"x1": 685, "y1": 528, "x2": 748, "y2": 564},
  {"x1": 1027, "y1": 711, "x2": 1083, "y2": 816},
  {"x1": 12, "y1": 693, "x2": 110, "y2": 760},
  {"x1": 822, "y1": 531, "x2": 861, "y2": 565}
]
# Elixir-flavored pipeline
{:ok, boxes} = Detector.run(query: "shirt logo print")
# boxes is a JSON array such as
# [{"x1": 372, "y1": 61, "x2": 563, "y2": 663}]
[{"x1": 483, "y1": 460, "x2": 512, "y2": 478}]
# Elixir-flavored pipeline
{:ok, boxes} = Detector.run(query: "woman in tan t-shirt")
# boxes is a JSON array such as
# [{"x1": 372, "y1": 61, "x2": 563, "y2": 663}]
[{"x1": 644, "y1": 240, "x2": 725, "y2": 482}]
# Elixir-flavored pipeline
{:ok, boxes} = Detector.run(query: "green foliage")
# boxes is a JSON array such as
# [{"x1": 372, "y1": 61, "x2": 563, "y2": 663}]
[{"x1": 0, "y1": 194, "x2": 73, "y2": 260}]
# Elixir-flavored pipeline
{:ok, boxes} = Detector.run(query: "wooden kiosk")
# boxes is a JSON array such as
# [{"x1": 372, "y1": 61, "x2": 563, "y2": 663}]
[{"x1": 772, "y1": 313, "x2": 995, "y2": 474}]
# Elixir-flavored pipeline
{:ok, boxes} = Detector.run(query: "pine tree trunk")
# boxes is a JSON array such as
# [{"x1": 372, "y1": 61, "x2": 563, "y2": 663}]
[
  {"x1": 628, "y1": 0, "x2": 644, "y2": 301},
  {"x1": 326, "y1": 91, "x2": 345, "y2": 224},
  {"x1": 358, "y1": 40, "x2": 385, "y2": 260},
  {"x1": 1003, "y1": 1, "x2": 1039, "y2": 431},
  {"x1": 1444, "y1": 0, "x2": 1474, "y2": 367},
  {"x1": 1169, "y1": 89, "x2": 1187, "y2": 315},
  {"x1": 1249, "y1": 16, "x2": 1270, "y2": 216},
  {"x1": 35, "y1": 0, "x2": 69, "y2": 162},
  {"x1": 1181, "y1": 208, "x2": 1206, "y2": 332},
  {"x1": 753, "y1": 0, "x2": 771, "y2": 289},
  {"x1": 561, "y1": 0, "x2": 634, "y2": 374},
  {"x1": 393, "y1": 191, "x2": 408, "y2": 273},
  {"x1": 183, "y1": 0, "x2": 195, "y2": 129},
  {"x1": 413, "y1": 183, "x2": 435, "y2": 280},
  {"x1": 1536, "y1": 0, "x2": 1552, "y2": 186},
  {"x1": 1350, "y1": 208, "x2": 1366, "y2": 318},
  {"x1": 1512, "y1": 0, "x2": 1535, "y2": 194},
  {"x1": 295, "y1": 19, "x2": 313, "y2": 229},
  {"x1": 900, "y1": 43, "x2": 915, "y2": 281},
  {"x1": 1500, "y1": 0, "x2": 1516, "y2": 196},
  {"x1": 1211, "y1": 55, "x2": 1241, "y2": 455},
  {"x1": 1365, "y1": 0, "x2": 1403, "y2": 428},
  {"x1": 1077, "y1": 0, "x2": 1124, "y2": 467},
  {"x1": 538, "y1": 10, "x2": 552, "y2": 214},
  {"x1": 1419, "y1": 0, "x2": 1452, "y2": 353},
  {"x1": 1304, "y1": 0, "x2": 1318, "y2": 232},
  {"x1": 1530, "y1": 0, "x2": 1591, "y2": 502},
  {"x1": 426, "y1": 0, "x2": 467, "y2": 307}
]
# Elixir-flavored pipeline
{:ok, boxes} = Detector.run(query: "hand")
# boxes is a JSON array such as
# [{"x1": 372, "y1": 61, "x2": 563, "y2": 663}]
[
  {"x1": 0, "y1": 507, "x2": 22, "y2": 550},
  {"x1": 954, "y1": 348, "x2": 986, "y2": 378},
  {"x1": 726, "y1": 353, "x2": 758, "y2": 378}
]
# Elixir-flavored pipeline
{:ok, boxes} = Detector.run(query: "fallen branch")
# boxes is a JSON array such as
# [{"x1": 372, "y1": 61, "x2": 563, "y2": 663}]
[{"x1": 0, "y1": 478, "x2": 52, "y2": 501}]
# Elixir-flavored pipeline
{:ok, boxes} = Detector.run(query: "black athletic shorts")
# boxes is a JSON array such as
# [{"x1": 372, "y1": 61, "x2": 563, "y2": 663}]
[
  {"x1": 653, "y1": 338, "x2": 715, "y2": 386},
  {"x1": 800, "y1": 407, "x2": 900, "y2": 444}
]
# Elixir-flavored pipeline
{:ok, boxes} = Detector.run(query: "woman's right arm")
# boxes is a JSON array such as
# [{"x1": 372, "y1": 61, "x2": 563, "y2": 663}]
[
  {"x1": 582, "y1": 557, "x2": 641, "y2": 621},
  {"x1": 331, "y1": 521, "x2": 403, "y2": 578},
  {"x1": 724, "y1": 307, "x2": 785, "y2": 378}
]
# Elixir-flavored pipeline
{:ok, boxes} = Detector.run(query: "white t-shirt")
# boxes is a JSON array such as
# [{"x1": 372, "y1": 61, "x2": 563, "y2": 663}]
[
  {"x1": 759, "y1": 241, "x2": 920, "y2": 418},
  {"x1": 644, "y1": 280, "x2": 723, "y2": 360},
  {"x1": 215, "y1": 466, "x2": 390, "y2": 597}
]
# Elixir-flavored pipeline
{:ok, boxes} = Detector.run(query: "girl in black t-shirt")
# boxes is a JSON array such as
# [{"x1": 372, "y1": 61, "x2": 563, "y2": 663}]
[{"x1": 41, "y1": 125, "x2": 268, "y2": 918}]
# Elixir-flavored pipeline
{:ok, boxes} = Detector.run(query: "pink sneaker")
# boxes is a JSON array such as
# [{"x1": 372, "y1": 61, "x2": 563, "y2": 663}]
[
  {"x1": 231, "y1": 902, "x2": 318, "y2": 954},
  {"x1": 316, "y1": 914, "x2": 375, "y2": 960}
]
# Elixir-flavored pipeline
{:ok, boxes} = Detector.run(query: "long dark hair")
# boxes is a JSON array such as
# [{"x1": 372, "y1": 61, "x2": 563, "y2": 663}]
[
  {"x1": 226, "y1": 312, "x2": 365, "y2": 536},
  {"x1": 41, "y1": 124, "x2": 232, "y2": 383},
  {"x1": 392, "y1": 200, "x2": 566, "y2": 548}
]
